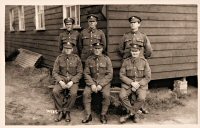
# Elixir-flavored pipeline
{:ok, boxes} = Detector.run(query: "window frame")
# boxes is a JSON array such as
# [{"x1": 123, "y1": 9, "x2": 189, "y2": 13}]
[
  {"x1": 18, "y1": 5, "x2": 25, "y2": 31},
  {"x1": 9, "y1": 9, "x2": 15, "y2": 32},
  {"x1": 62, "y1": 5, "x2": 80, "y2": 29},
  {"x1": 35, "y1": 5, "x2": 45, "y2": 31}
]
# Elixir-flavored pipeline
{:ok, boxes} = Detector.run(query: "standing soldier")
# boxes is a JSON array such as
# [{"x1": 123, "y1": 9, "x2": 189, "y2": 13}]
[
  {"x1": 52, "y1": 42, "x2": 83, "y2": 122},
  {"x1": 119, "y1": 16, "x2": 153, "y2": 59},
  {"x1": 82, "y1": 42, "x2": 113, "y2": 124},
  {"x1": 119, "y1": 44, "x2": 151, "y2": 123},
  {"x1": 58, "y1": 17, "x2": 79, "y2": 55},
  {"x1": 78, "y1": 14, "x2": 106, "y2": 63}
]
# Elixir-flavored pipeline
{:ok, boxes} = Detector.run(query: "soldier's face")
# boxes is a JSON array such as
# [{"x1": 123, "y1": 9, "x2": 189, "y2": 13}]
[
  {"x1": 131, "y1": 49, "x2": 140, "y2": 58},
  {"x1": 93, "y1": 47, "x2": 103, "y2": 55},
  {"x1": 63, "y1": 48, "x2": 73, "y2": 55},
  {"x1": 130, "y1": 22, "x2": 140, "y2": 31},
  {"x1": 65, "y1": 23, "x2": 73, "y2": 31},
  {"x1": 88, "y1": 21, "x2": 97, "y2": 29}
]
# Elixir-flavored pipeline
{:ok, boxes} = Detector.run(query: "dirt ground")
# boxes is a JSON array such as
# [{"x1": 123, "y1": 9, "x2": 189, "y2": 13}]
[{"x1": 5, "y1": 62, "x2": 198, "y2": 125}]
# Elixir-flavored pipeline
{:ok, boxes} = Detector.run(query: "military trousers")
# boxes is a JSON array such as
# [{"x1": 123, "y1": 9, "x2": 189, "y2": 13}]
[
  {"x1": 52, "y1": 83, "x2": 78, "y2": 113},
  {"x1": 119, "y1": 87, "x2": 147, "y2": 114},
  {"x1": 83, "y1": 84, "x2": 110, "y2": 116}
]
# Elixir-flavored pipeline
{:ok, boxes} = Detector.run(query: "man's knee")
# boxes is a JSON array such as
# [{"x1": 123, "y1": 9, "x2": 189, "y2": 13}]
[
  {"x1": 137, "y1": 94, "x2": 146, "y2": 101},
  {"x1": 52, "y1": 86, "x2": 61, "y2": 95},
  {"x1": 119, "y1": 90, "x2": 127, "y2": 100},
  {"x1": 102, "y1": 92, "x2": 110, "y2": 99}
]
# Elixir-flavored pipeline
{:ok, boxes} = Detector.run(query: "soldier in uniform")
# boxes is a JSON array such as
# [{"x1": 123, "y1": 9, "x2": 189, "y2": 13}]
[
  {"x1": 119, "y1": 44, "x2": 151, "y2": 123},
  {"x1": 119, "y1": 16, "x2": 153, "y2": 59},
  {"x1": 58, "y1": 17, "x2": 79, "y2": 55},
  {"x1": 82, "y1": 42, "x2": 113, "y2": 124},
  {"x1": 78, "y1": 14, "x2": 106, "y2": 62},
  {"x1": 52, "y1": 42, "x2": 83, "y2": 122}
]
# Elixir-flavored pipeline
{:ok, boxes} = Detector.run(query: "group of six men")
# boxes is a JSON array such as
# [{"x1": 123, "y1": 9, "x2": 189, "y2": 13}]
[{"x1": 52, "y1": 14, "x2": 153, "y2": 124}]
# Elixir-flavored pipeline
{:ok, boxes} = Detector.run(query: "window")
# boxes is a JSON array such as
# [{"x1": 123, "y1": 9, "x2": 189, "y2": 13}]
[
  {"x1": 63, "y1": 5, "x2": 80, "y2": 28},
  {"x1": 18, "y1": 6, "x2": 25, "y2": 31},
  {"x1": 35, "y1": 5, "x2": 45, "y2": 30},
  {"x1": 9, "y1": 9, "x2": 15, "y2": 31}
]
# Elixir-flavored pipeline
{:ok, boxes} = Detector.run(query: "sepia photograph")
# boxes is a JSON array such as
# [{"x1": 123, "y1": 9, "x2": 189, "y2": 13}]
[{"x1": 3, "y1": 0, "x2": 199, "y2": 127}]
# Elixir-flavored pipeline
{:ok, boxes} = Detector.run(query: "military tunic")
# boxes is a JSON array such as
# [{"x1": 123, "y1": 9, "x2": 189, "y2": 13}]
[
  {"x1": 58, "y1": 30, "x2": 80, "y2": 54},
  {"x1": 119, "y1": 31, "x2": 153, "y2": 59},
  {"x1": 83, "y1": 54, "x2": 113, "y2": 116},
  {"x1": 52, "y1": 53, "x2": 83, "y2": 113},
  {"x1": 78, "y1": 28, "x2": 106, "y2": 62},
  {"x1": 119, "y1": 57, "x2": 151, "y2": 114}
]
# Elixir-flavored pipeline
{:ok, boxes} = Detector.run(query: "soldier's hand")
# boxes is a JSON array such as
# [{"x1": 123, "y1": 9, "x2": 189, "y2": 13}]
[
  {"x1": 131, "y1": 87, "x2": 137, "y2": 92},
  {"x1": 66, "y1": 81, "x2": 73, "y2": 89},
  {"x1": 96, "y1": 85, "x2": 102, "y2": 91},
  {"x1": 91, "y1": 84, "x2": 97, "y2": 93},
  {"x1": 59, "y1": 80, "x2": 66, "y2": 89},
  {"x1": 131, "y1": 81, "x2": 140, "y2": 90}
]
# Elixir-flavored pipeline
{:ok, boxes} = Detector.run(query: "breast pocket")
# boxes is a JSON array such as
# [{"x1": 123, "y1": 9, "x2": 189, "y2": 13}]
[
  {"x1": 89, "y1": 65, "x2": 96, "y2": 74},
  {"x1": 62, "y1": 37, "x2": 68, "y2": 43},
  {"x1": 136, "y1": 38, "x2": 144, "y2": 47},
  {"x1": 99, "y1": 62, "x2": 107, "y2": 74},
  {"x1": 59, "y1": 62, "x2": 67, "y2": 74},
  {"x1": 82, "y1": 36, "x2": 90, "y2": 45},
  {"x1": 126, "y1": 66, "x2": 134, "y2": 77},
  {"x1": 124, "y1": 38, "x2": 132, "y2": 48},
  {"x1": 137, "y1": 66, "x2": 144, "y2": 77},
  {"x1": 68, "y1": 62, "x2": 77, "y2": 76},
  {"x1": 93, "y1": 35, "x2": 101, "y2": 40}
]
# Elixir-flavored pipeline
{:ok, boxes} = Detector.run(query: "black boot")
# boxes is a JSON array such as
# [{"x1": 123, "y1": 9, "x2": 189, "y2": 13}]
[
  {"x1": 100, "y1": 114, "x2": 107, "y2": 124},
  {"x1": 119, "y1": 114, "x2": 131, "y2": 124},
  {"x1": 133, "y1": 114, "x2": 140, "y2": 123},
  {"x1": 82, "y1": 114, "x2": 92, "y2": 123},
  {"x1": 65, "y1": 112, "x2": 71, "y2": 122},
  {"x1": 54, "y1": 112, "x2": 63, "y2": 122},
  {"x1": 141, "y1": 108, "x2": 149, "y2": 114}
]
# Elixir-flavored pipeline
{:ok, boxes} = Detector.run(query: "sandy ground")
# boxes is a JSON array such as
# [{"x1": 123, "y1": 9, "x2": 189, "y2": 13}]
[{"x1": 5, "y1": 62, "x2": 198, "y2": 125}]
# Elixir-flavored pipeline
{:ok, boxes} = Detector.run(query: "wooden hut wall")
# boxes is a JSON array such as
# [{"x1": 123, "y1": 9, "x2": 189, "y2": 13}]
[
  {"x1": 5, "y1": 5, "x2": 63, "y2": 68},
  {"x1": 107, "y1": 5, "x2": 197, "y2": 81}
]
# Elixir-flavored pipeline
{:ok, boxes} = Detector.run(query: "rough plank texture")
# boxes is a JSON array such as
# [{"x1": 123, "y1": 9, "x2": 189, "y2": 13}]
[
  {"x1": 107, "y1": 5, "x2": 197, "y2": 80},
  {"x1": 15, "y1": 48, "x2": 42, "y2": 68}
]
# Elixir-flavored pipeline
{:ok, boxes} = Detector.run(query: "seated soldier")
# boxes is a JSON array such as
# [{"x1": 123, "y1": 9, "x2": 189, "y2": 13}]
[
  {"x1": 119, "y1": 43, "x2": 151, "y2": 123},
  {"x1": 82, "y1": 42, "x2": 113, "y2": 124},
  {"x1": 52, "y1": 42, "x2": 83, "y2": 122}
]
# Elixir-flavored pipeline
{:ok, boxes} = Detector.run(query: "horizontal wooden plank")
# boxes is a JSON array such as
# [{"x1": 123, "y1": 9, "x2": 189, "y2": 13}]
[
  {"x1": 11, "y1": 41, "x2": 60, "y2": 53},
  {"x1": 45, "y1": 6, "x2": 62, "y2": 15},
  {"x1": 108, "y1": 35, "x2": 197, "y2": 45},
  {"x1": 108, "y1": 11, "x2": 197, "y2": 21},
  {"x1": 151, "y1": 63, "x2": 197, "y2": 73},
  {"x1": 108, "y1": 20, "x2": 197, "y2": 28},
  {"x1": 45, "y1": 5, "x2": 61, "y2": 11},
  {"x1": 42, "y1": 59, "x2": 54, "y2": 68},
  {"x1": 45, "y1": 19, "x2": 63, "y2": 25},
  {"x1": 151, "y1": 69, "x2": 197, "y2": 80},
  {"x1": 80, "y1": 5, "x2": 103, "y2": 15},
  {"x1": 108, "y1": 27, "x2": 197, "y2": 36},
  {"x1": 108, "y1": 5, "x2": 197, "y2": 14},
  {"x1": 108, "y1": 49, "x2": 197, "y2": 61},
  {"x1": 111, "y1": 56, "x2": 197, "y2": 68},
  {"x1": 5, "y1": 34, "x2": 58, "y2": 41},
  {"x1": 151, "y1": 49, "x2": 197, "y2": 58},
  {"x1": 151, "y1": 42, "x2": 197, "y2": 50},
  {"x1": 45, "y1": 13, "x2": 62, "y2": 20},
  {"x1": 107, "y1": 42, "x2": 197, "y2": 53}
]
